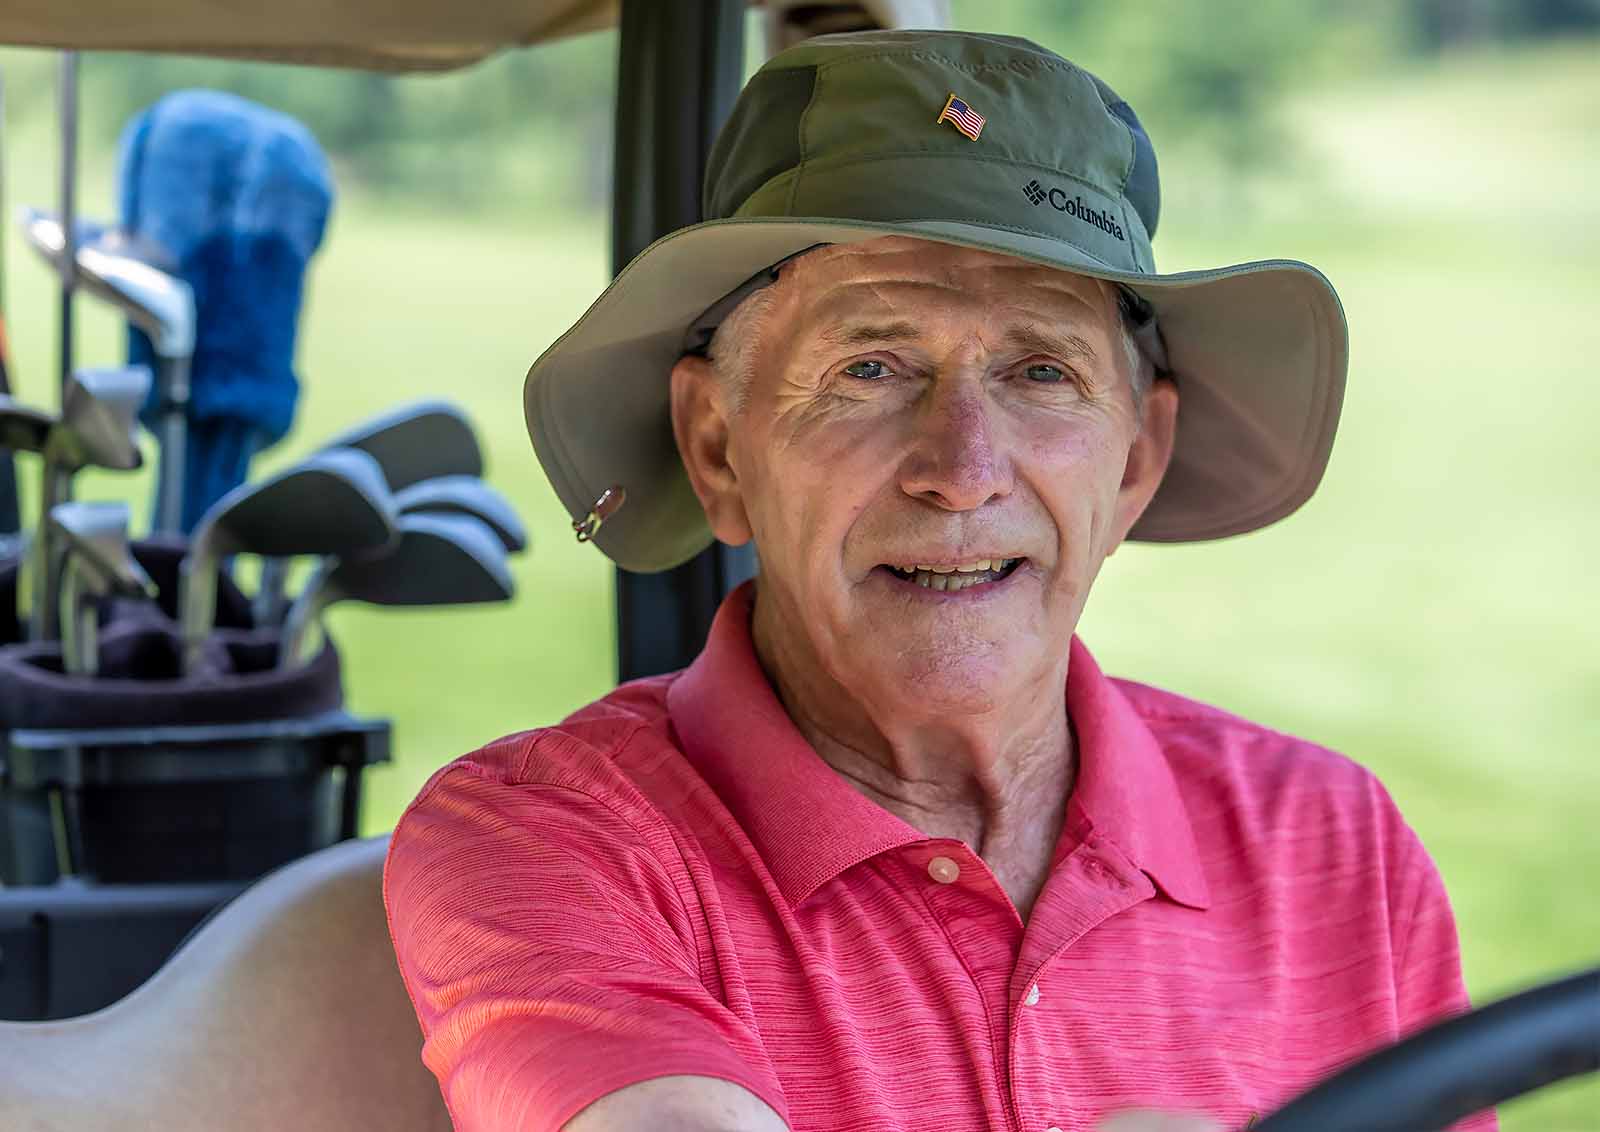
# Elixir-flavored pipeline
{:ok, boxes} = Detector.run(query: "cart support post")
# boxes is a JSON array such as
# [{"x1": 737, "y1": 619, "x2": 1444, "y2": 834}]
[{"x1": 610, "y1": 0, "x2": 754, "y2": 682}]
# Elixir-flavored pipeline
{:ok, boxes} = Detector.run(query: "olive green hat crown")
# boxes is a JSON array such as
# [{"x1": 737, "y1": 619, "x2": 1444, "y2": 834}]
[{"x1": 703, "y1": 30, "x2": 1162, "y2": 275}]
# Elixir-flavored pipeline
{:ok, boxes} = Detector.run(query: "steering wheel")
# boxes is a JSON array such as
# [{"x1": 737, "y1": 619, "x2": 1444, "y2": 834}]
[{"x1": 1253, "y1": 966, "x2": 1599, "y2": 1131}]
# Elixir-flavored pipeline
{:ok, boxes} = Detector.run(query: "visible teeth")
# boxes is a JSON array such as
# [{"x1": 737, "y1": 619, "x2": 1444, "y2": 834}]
[
  {"x1": 900, "y1": 558, "x2": 1013, "y2": 574},
  {"x1": 894, "y1": 558, "x2": 1018, "y2": 591}
]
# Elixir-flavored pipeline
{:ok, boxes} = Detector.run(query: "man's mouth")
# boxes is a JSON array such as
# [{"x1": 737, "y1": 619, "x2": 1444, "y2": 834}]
[{"x1": 881, "y1": 557, "x2": 1023, "y2": 592}]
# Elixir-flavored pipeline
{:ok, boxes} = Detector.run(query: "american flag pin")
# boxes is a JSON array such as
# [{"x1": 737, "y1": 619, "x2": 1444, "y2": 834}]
[{"x1": 936, "y1": 92, "x2": 986, "y2": 141}]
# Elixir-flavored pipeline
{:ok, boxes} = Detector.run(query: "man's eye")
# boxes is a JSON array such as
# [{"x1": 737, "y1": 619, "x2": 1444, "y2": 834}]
[
  {"x1": 1024, "y1": 363, "x2": 1068, "y2": 383},
  {"x1": 843, "y1": 359, "x2": 893, "y2": 381}
]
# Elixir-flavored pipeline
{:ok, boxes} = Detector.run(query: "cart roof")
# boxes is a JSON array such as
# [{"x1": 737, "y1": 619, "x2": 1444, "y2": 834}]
[
  {"x1": 0, "y1": 0, "x2": 943, "y2": 72},
  {"x1": 0, "y1": 0, "x2": 617, "y2": 72}
]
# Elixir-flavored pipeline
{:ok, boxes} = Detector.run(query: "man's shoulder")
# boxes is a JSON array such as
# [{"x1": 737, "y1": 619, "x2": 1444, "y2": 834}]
[
  {"x1": 411, "y1": 674, "x2": 683, "y2": 807},
  {"x1": 1111, "y1": 674, "x2": 1407, "y2": 830}
]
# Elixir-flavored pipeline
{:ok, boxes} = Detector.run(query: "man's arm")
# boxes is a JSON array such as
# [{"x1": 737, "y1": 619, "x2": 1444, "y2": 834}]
[
  {"x1": 383, "y1": 743, "x2": 789, "y2": 1132},
  {"x1": 565, "y1": 1076, "x2": 790, "y2": 1132},
  {"x1": 1389, "y1": 824, "x2": 1499, "y2": 1131}
]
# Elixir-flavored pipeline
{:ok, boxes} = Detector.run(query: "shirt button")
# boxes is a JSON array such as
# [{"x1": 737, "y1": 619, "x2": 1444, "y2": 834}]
[
  {"x1": 1024, "y1": 983, "x2": 1041, "y2": 1006},
  {"x1": 927, "y1": 856, "x2": 960, "y2": 884}
]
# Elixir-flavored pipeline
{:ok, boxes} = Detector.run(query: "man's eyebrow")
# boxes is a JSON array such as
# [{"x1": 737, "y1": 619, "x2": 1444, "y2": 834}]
[
  {"x1": 817, "y1": 320, "x2": 923, "y2": 349},
  {"x1": 815, "y1": 320, "x2": 1104, "y2": 364},
  {"x1": 1005, "y1": 326, "x2": 1101, "y2": 364}
]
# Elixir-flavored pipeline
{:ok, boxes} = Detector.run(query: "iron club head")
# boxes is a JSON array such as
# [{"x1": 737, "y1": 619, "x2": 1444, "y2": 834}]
[
  {"x1": 392, "y1": 475, "x2": 528, "y2": 553},
  {"x1": 251, "y1": 401, "x2": 490, "y2": 621},
  {"x1": 52, "y1": 365, "x2": 151, "y2": 473},
  {"x1": 179, "y1": 446, "x2": 399, "y2": 673},
  {"x1": 315, "y1": 400, "x2": 483, "y2": 491},
  {"x1": 279, "y1": 512, "x2": 515, "y2": 668},
  {"x1": 19, "y1": 206, "x2": 196, "y2": 358},
  {"x1": 49, "y1": 501, "x2": 157, "y2": 676},
  {"x1": 20, "y1": 209, "x2": 194, "y2": 534},
  {"x1": 0, "y1": 396, "x2": 54, "y2": 454},
  {"x1": 15, "y1": 367, "x2": 152, "y2": 641}
]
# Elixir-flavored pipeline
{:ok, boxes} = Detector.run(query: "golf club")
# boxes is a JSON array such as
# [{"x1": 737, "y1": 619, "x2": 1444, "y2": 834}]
[
  {"x1": 252, "y1": 400, "x2": 488, "y2": 624},
  {"x1": 179, "y1": 446, "x2": 397, "y2": 674},
  {"x1": 252, "y1": 472, "x2": 524, "y2": 628},
  {"x1": 10, "y1": 365, "x2": 151, "y2": 639},
  {"x1": 391, "y1": 475, "x2": 527, "y2": 553},
  {"x1": 278, "y1": 511, "x2": 514, "y2": 669},
  {"x1": 50, "y1": 500, "x2": 157, "y2": 676},
  {"x1": 20, "y1": 205, "x2": 196, "y2": 533}
]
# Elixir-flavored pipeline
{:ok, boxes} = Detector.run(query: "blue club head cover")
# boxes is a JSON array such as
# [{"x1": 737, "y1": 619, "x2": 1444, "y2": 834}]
[{"x1": 117, "y1": 89, "x2": 335, "y2": 532}]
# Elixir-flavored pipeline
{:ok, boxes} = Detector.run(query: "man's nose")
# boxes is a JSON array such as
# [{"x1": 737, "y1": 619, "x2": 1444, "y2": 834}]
[{"x1": 897, "y1": 383, "x2": 1013, "y2": 511}]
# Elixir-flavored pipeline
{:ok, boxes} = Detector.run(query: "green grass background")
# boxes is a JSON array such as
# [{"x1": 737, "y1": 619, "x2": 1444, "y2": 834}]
[{"x1": 1, "y1": 35, "x2": 1595, "y2": 1130}]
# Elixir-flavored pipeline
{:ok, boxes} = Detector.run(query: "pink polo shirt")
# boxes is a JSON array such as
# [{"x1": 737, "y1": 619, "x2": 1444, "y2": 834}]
[{"x1": 384, "y1": 585, "x2": 1495, "y2": 1132}]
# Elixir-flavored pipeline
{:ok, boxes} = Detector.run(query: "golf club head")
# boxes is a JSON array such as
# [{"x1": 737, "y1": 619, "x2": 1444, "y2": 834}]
[
  {"x1": 181, "y1": 447, "x2": 400, "y2": 672},
  {"x1": 328, "y1": 512, "x2": 515, "y2": 608},
  {"x1": 48, "y1": 501, "x2": 158, "y2": 599},
  {"x1": 317, "y1": 400, "x2": 483, "y2": 491},
  {"x1": 0, "y1": 396, "x2": 55, "y2": 454},
  {"x1": 19, "y1": 206, "x2": 196, "y2": 357},
  {"x1": 53, "y1": 366, "x2": 151, "y2": 473},
  {"x1": 17, "y1": 208, "x2": 109, "y2": 256},
  {"x1": 278, "y1": 512, "x2": 513, "y2": 667},
  {"x1": 194, "y1": 446, "x2": 399, "y2": 562},
  {"x1": 393, "y1": 475, "x2": 528, "y2": 553}
]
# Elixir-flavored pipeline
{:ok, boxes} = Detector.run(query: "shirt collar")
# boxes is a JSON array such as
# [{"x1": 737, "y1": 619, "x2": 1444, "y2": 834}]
[
  {"x1": 667, "y1": 582, "x2": 1210, "y2": 911},
  {"x1": 1063, "y1": 634, "x2": 1211, "y2": 909}
]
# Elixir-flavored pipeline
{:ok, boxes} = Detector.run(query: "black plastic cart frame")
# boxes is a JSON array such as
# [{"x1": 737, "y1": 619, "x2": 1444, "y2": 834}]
[{"x1": 611, "y1": 0, "x2": 757, "y2": 682}]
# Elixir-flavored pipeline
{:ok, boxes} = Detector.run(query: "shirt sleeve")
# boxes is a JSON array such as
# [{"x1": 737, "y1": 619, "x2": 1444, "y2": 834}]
[
  {"x1": 382, "y1": 741, "x2": 788, "y2": 1132},
  {"x1": 1389, "y1": 826, "x2": 1499, "y2": 1132}
]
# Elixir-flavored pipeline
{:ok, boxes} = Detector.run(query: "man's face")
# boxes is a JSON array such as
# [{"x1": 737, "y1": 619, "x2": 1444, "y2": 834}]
[{"x1": 673, "y1": 236, "x2": 1177, "y2": 720}]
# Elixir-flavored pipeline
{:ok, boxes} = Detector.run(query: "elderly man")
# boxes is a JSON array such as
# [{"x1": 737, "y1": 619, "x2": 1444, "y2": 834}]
[{"x1": 385, "y1": 30, "x2": 1493, "y2": 1132}]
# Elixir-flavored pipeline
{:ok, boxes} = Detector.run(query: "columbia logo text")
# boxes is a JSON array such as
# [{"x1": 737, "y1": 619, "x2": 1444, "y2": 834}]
[{"x1": 1022, "y1": 180, "x2": 1126, "y2": 242}]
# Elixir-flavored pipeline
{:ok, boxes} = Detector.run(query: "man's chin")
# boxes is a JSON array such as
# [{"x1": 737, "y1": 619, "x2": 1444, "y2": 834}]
[{"x1": 848, "y1": 641, "x2": 1021, "y2": 718}]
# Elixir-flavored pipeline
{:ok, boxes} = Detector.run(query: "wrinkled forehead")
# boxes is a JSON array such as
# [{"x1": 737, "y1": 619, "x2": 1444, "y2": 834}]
[{"x1": 776, "y1": 235, "x2": 1118, "y2": 334}]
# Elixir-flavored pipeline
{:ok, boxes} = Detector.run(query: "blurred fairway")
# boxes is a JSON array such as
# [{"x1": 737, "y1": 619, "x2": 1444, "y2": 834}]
[{"x1": 1, "y1": 35, "x2": 1595, "y2": 1130}]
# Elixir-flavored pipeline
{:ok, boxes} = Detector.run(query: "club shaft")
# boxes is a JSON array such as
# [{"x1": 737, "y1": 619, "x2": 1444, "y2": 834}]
[
  {"x1": 153, "y1": 355, "x2": 190, "y2": 533},
  {"x1": 29, "y1": 466, "x2": 73, "y2": 640},
  {"x1": 57, "y1": 51, "x2": 79, "y2": 400},
  {"x1": 177, "y1": 549, "x2": 217, "y2": 675},
  {"x1": 59, "y1": 563, "x2": 96, "y2": 676},
  {"x1": 0, "y1": 70, "x2": 7, "y2": 318},
  {"x1": 279, "y1": 562, "x2": 333, "y2": 669},
  {"x1": 253, "y1": 556, "x2": 292, "y2": 626}
]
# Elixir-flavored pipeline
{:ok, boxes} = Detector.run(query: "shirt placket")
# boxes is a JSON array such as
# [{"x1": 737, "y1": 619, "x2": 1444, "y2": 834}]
[
  {"x1": 911, "y1": 842, "x2": 1028, "y2": 1132},
  {"x1": 1009, "y1": 833, "x2": 1156, "y2": 1132}
]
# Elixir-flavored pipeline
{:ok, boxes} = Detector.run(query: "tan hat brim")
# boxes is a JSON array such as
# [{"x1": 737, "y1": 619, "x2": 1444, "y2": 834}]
[{"x1": 524, "y1": 216, "x2": 1348, "y2": 573}]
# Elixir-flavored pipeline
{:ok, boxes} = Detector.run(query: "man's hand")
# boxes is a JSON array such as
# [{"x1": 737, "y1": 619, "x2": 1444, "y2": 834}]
[{"x1": 1097, "y1": 1110, "x2": 1224, "y2": 1132}]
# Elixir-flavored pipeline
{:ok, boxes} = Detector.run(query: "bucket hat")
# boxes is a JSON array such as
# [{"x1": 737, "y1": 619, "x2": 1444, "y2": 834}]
[{"x1": 523, "y1": 29, "x2": 1348, "y2": 572}]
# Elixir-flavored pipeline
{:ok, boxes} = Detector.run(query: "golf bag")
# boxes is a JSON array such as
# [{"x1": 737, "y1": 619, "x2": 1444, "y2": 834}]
[{"x1": 0, "y1": 542, "x2": 391, "y2": 1020}]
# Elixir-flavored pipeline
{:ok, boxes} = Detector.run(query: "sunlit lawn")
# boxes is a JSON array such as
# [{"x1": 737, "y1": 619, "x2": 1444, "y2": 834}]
[{"x1": 1, "y1": 37, "x2": 1594, "y2": 1129}]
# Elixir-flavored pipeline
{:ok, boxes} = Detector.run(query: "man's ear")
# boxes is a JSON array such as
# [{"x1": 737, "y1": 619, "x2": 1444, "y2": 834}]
[
  {"x1": 1107, "y1": 376, "x2": 1178, "y2": 555},
  {"x1": 670, "y1": 354, "x2": 754, "y2": 547}
]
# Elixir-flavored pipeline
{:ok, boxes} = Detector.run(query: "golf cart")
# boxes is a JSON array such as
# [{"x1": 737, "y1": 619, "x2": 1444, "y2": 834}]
[{"x1": 0, "y1": 3, "x2": 1592, "y2": 1130}]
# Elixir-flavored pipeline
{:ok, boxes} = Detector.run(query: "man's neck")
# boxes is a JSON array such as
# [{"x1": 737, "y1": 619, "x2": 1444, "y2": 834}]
[{"x1": 751, "y1": 595, "x2": 1078, "y2": 917}]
